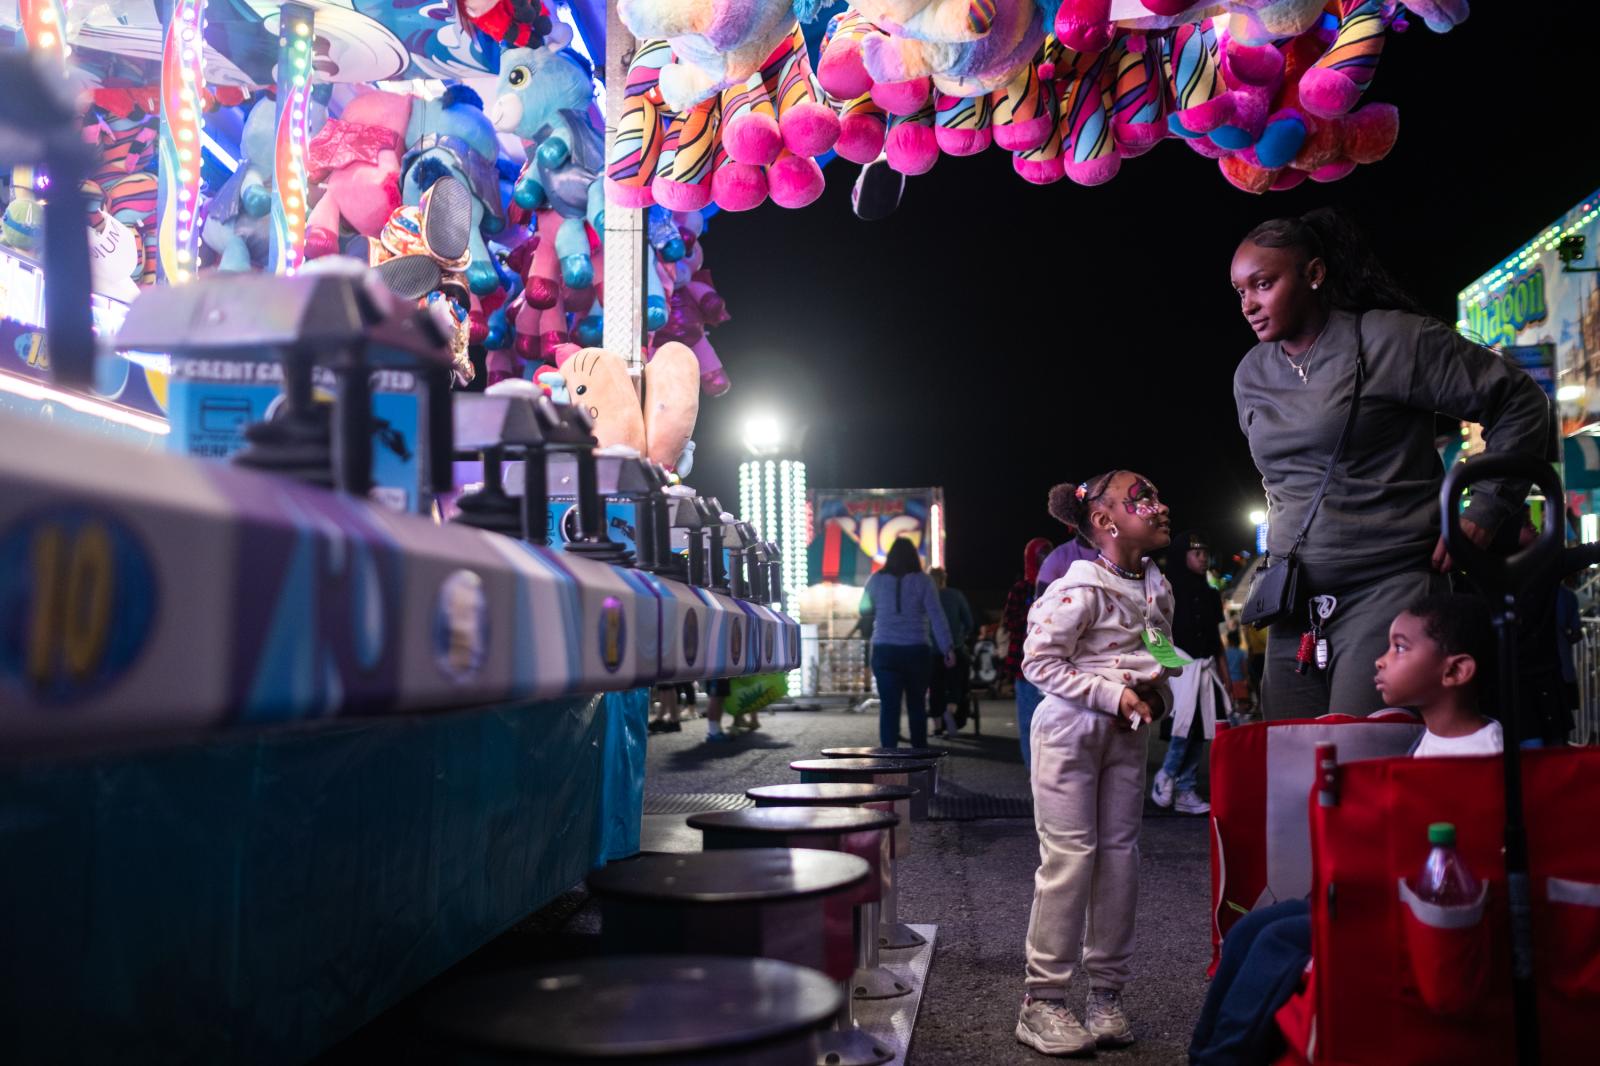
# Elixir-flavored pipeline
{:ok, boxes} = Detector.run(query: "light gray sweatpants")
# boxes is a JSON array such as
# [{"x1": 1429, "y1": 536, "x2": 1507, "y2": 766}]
[{"x1": 1023, "y1": 696, "x2": 1148, "y2": 996}]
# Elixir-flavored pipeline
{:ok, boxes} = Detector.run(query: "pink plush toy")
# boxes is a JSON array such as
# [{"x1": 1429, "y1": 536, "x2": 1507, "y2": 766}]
[
  {"x1": 1298, "y1": 0, "x2": 1389, "y2": 120},
  {"x1": 990, "y1": 61, "x2": 1053, "y2": 152},
  {"x1": 818, "y1": 9, "x2": 876, "y2": 101},
  {"x1": 1054, "y1": 0, "x2": 1116, "y2": 54},
  {"x1": 710, "y1": 142, "x2": 770, "y2": 210},
  {"x1": 304, "y1": 91, "x2": 413, "y2": 259},
  {"x1": 834, "y1": 93, "x2": 890, "y2": 163},
  {"x1": 885, "y1": 101, "x2": 938, "y2": 175}
]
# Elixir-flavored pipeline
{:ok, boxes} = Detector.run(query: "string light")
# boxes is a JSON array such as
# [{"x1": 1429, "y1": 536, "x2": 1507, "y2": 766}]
[
  {"x1": 158, "y1": 0, "x2": 207, "y2": 282},
  {"x1": 271, "y1": 14, "x2": 315, "y2": 274}
]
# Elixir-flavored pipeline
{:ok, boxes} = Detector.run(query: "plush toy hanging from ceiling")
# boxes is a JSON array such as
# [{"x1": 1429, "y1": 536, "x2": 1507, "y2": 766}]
[{"x1": 611, "y1": 0, "x2": 1468, "y2": 208}]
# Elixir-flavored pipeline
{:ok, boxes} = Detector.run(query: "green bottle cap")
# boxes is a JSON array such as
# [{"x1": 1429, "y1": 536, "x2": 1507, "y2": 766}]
[{"x1": 1428, "y1": 822, "x2": 1456, "y2": 847}]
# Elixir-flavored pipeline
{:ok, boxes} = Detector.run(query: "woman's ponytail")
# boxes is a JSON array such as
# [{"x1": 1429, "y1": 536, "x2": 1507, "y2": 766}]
[{"x1": 1244, "y1": 207, "x2": 1428, "y2": 317}]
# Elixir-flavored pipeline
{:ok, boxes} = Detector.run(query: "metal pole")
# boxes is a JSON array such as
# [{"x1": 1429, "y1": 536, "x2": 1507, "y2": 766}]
[
  {"x1": 603, "y1": 5, "x2": 648, "y2": 375},
  {"x1": 1494, "y1": 592, "x2": 1541, "y2": 1066}
]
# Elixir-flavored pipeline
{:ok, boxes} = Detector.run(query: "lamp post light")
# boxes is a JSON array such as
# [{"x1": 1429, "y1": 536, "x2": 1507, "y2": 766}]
[{"x1": 738, "y1": 412, "x2": 807, "y2": 620}]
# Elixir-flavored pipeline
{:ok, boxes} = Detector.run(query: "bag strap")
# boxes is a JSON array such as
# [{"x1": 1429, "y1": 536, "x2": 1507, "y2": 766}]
[{"x1": 1284, "y1": 314, "x2": 1365, "y2": 562}]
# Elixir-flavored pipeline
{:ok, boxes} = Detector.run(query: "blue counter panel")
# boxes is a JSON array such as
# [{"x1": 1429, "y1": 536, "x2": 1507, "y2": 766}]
[{"x1": 0, "y1": 693, "x2": 624, "y2": 1065}]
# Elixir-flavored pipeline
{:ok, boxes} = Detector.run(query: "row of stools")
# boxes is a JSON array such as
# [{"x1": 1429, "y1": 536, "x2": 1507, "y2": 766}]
[{"x1": 423, "y1": 747, "x2": 948, "y2": 1065}]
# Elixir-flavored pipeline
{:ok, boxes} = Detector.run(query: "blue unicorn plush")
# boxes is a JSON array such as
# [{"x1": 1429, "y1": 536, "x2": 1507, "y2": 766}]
[
  {"x1": 490, "y1": 39, "x2": 603, "y2": 290},
  {"x1": 401, "y1": 85, "x2": 506, "y2": 295}
]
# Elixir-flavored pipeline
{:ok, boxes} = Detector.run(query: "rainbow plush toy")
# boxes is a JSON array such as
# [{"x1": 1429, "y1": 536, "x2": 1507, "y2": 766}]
[{"x1": 610, "y1": 1, "x2": 1466, "y2": 205}]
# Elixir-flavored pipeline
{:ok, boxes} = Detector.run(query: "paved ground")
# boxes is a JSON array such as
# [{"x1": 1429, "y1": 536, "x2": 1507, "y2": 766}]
[
  {"x1": 645, "y1": 701, "x2": 1214, "y2": 1066},
  {"x1": 320, "y1": 700, "x2": 1214, "y2": 1065}
]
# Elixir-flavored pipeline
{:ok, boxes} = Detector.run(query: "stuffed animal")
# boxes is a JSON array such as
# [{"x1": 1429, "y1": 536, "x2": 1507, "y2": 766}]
[
  {"x1": 82, "y1": 102, "x2": 161, "y2": 286},
  {"x1": 606, "y1": 37, "x2": 672, "y2": 208},
  {"x1": 861, "y1": 0, "x2": 1045, "y2": 100},
  {"x1": 615, "y1": 0, "x2": 797, "y2": 112},
  {"x1": 849, "y1": 0, "x2": 996, "y2": 44},
  {"x1": 304, "y1": 90, "x2": 412, "y2": 260},
  {"x1": 642, "y1": 340, "x2": 702, "y2": 469},
  {"x1": 492, "y1": 42, "x2": 604, "y2": 288},
  {"x1": 200, "y1": 98, "x2": 277, "y2": 271},
  {"x1": 557, "y1": 346, "x2": 647, "y2": 453},
  {"x1": 1297, "y1": 0, "x2": 1388, "y2": 120},
  {"x1": 402, "y1": 86, "x2": 506, "y2": 296}
]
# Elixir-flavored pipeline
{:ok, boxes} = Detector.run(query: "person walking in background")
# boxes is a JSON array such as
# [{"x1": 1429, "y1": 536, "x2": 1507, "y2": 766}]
[
  {"x1": 1003, "y1": 537, "x2": 1055, "y2": 768},
  {"x1": 929, "y1": 568, "x2": 974, "y2": 737},
  {"x1": 1151, "y1": 532, "x2": 1229, "y2": 816},
  {"x1": 1016, "y1": 470, "x2": 1176, "y2": 1055},
  {"x1": 860, "y1": 538, "x2": 956, "y2": 749},
  {"x1": 1231, "y1": 207, "x2": 1548, "y2": 718}
]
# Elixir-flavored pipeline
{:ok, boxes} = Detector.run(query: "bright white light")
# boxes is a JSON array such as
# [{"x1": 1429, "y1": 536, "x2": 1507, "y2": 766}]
[
  {"x1": 742, "y1": 412, "x2": 784, "y2": 456},
  {"x1": 1584, "y1": 513, "x2": 1599, "y2": 545},
  {"x1": 1558, "y1": 384, "x2": 1586, "y2": 403},
  {"x1": 1249, "y1": 509, "x2": 1267, "y2": 526}
]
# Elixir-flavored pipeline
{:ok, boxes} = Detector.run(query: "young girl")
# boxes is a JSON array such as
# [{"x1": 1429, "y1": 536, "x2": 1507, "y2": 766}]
[{"x1": 1016, "y1": 470, "x2": 1177, "y2": 1057}]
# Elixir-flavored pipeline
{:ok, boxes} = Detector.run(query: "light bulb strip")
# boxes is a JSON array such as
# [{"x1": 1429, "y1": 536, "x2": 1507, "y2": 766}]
[
  {"x1": 157, "y1": 0, "x2": 206, "y2": 283},
  {"x1": 271, "y1": 12, "x2": 315, "y2": 274}
]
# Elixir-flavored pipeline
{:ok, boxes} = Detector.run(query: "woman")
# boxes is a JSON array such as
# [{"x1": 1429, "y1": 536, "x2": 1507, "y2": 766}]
[
  {"x1": 1152, "y1": 532, "x2": 1228, "y2": 815},
  {"x1": 1232, "y1": 208, "x2": 1549, "y2": 718},
  {"x1": 1002, "y1": 536, "x2": 1055, "y2": 768},
  {"x1": 860, "y1": 537, "x2": 955, "y2": 748}
]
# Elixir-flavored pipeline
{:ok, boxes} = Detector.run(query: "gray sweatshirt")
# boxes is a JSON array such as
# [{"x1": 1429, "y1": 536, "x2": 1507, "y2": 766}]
[{"x1": 1234, "y1": 309, "x2": 1550, "y2": 593}]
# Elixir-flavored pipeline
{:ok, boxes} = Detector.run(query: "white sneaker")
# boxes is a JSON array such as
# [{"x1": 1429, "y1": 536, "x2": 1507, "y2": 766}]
[
  {"x1": 1174, "y1": 789, "x2": 1210, "y2": 815},
  {"x1": 1149, "y1": 770, "x2": 1174, "y2": 809},
  {"x1": 1085, "y1": 988, "x2": 1134, "y2": 1048},
  {"x1": 1016, "y1": 995, "x2": 1097, "y2": 1057}
]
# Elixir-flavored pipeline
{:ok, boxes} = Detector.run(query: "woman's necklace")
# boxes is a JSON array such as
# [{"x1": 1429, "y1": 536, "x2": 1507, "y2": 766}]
[
  {"x1": 1282, "y1": 324, "x2": 1327, "y2": 384},
  {"x1": 1097, "y1": 553, "x2": 1144, "y2": 581}
]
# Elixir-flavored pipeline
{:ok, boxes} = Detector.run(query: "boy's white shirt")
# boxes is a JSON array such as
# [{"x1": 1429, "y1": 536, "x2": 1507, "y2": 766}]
[
  {"x1": 1021, "y1": 558, "x2": 1179, "y2": 717},
  {"x1": 1415, "y1": 719, "x2": 1504, "y2": 758}
]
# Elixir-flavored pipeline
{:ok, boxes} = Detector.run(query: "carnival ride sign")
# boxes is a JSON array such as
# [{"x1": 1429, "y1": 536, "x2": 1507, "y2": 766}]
[
  {"x1": 808, "y1": 488, "x2": 945, "y2": 586},
  {"x1": 1458, "y1": 188, "x2": 1600, "y2": 435}
]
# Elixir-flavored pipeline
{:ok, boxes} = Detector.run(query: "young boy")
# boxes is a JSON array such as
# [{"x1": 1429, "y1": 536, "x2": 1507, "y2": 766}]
[
  {"x1": 1188, "y1": 594, "x2": 1503, "y2": 1065},
  {"x1": 1373, "y1": 593, "x2": 1503, "y2": 755}
]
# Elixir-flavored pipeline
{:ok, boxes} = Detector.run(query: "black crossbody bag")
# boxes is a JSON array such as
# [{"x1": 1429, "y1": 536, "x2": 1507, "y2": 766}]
[{"x1": 1241, "y1": 321, "x2": 1365, "y2": 630}]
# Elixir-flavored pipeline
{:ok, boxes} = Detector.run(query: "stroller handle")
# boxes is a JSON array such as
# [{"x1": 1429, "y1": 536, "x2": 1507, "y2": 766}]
[{"x1": 1439, "y1": 453, "x2": 1600, "y2": 594}]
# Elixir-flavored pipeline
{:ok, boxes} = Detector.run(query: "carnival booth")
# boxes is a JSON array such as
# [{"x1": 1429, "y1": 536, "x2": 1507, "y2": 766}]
[{"x1": 0, "y1": 4, "x2": 793, "y2": 1062}]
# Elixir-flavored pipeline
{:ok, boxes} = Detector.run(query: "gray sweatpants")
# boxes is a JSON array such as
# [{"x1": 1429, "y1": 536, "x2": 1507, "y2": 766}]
[
  {"x1": 1263, "y1": 569, "x2": 1447, "y2": 719},
  {"x1": 1023, "y1": 696, "x2": 1148, "y2": 996}
]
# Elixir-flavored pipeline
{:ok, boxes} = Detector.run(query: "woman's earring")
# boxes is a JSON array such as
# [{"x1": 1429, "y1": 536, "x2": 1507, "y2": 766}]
[
  {"x1": 1311, "y1": 282, "x2": 1320, "y2": 290},
  {"x1": 1109, "y1": 525, "x2": 1120, "y2": 539}
]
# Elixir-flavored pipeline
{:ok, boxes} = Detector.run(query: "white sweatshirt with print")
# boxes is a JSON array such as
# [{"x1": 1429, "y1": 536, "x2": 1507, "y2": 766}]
[{"x1": 1021, "y1": 558, "x2": 1180, "y2": 717}]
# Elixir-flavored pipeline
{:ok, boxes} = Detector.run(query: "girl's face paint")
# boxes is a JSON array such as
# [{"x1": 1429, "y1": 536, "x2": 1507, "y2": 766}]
[{"x1": 1122, "y1": 478, "x2": 1164, "y2": 519}]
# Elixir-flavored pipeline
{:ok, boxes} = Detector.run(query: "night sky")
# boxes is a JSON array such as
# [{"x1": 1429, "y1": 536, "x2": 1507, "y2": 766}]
[{"x1": 686, "y1": 6, "x2": 1591, "y2": 613}]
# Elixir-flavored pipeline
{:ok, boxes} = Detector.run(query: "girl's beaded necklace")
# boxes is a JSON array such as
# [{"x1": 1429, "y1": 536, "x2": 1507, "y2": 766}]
[{"x1": 1097, "y1": 553, "x2": 1143, "y2": 581}]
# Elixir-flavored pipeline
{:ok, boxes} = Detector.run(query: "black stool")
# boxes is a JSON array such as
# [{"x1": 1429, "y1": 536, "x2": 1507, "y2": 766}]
[
  {"x1": 589, "y1": 850, "x2": 868, "y2": 1014},
  {"x1": 421, "y1": 955, "x2": 840, "y2": 1064},
  {"x1": 749, "y1": 781, "x2": 924, "y2": 951},
  {"x1": 689, "y1": 808, "x2": 902, "y2": 1066},
  {"x1": 791, "y1": 757, "x2": 937, "y2": 823},
  {"x1": 818, "y1": 747, "x2": 948, "y2": 800}
]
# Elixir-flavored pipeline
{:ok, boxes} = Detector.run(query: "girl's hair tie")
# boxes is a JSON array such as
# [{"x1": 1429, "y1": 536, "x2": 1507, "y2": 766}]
[{"x1": 1075, "y1": 483, "x2": 1089, "y2": 501}]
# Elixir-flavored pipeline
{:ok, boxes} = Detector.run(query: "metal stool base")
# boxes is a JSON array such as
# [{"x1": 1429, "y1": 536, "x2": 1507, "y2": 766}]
[
  {"x1": 878, "y1": 922, "x2": 926, "y2": 950},
  {"x1": 851, "y1": 964, "x2": 912, "y2": 1000},
  {"x1": 817, "y1": 1026, "x2": 895, "y2": 1066}
]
